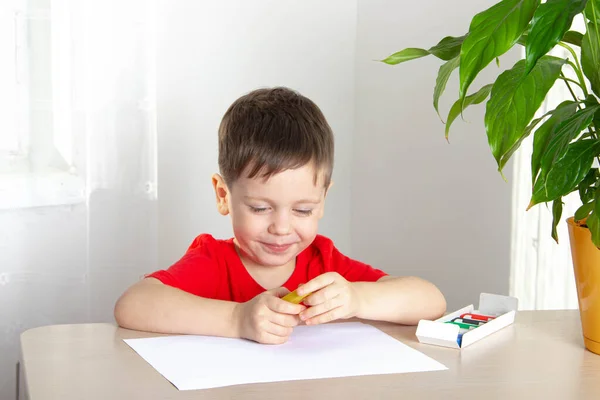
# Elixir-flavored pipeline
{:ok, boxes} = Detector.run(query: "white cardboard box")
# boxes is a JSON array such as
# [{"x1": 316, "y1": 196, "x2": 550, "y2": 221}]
[{"x1": 415, "y1": 293, "x2": 518, "y2": 349}]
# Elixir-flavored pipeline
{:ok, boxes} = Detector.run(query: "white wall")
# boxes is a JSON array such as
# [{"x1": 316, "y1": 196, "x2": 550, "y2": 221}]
[
  {"x1": 157, "y1": 0, "x2": 358, "y2": 267},
  {"x1": 353, "y1": 0, "x2": 517, "y2": 310}
]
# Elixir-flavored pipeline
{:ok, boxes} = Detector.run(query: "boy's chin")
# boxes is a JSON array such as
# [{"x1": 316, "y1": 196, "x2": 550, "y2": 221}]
[
  {"x1": 256, "y1": 255, "x2": 295, "y2": 268},
  {"x1": 252, "y1": 251, "x2": 297, "y2": 268}
]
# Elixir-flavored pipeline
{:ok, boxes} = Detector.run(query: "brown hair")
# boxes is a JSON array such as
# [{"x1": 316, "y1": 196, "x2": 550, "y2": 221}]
[{"x1": 218, "y1": 87, "x2": 334, "y2": 188}]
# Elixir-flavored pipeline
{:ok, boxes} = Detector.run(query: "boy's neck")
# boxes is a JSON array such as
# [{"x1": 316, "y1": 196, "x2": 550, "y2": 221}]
[
  {"x1": 244, "y1": 260, "x2": 295, "y2": 290},
  {"x1": 233, "y1": 242, "x2": 296, "y2": 290}
]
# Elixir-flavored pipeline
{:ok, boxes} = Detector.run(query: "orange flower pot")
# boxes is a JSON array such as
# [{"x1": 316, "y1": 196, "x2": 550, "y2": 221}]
[{"x1": 567, "y1": 217, "x2": 600, "y2": 355}]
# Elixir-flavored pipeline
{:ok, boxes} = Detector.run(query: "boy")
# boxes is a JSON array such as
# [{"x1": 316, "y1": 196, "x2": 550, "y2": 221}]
[{"x1": 115, "y1": 87, "x2": 446, "y2": 344}]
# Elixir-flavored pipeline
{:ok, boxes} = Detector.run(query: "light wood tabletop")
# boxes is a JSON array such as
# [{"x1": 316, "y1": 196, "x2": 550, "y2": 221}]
[{"x1": 19, "y1": 310, "x2": 600, "y2": 399}]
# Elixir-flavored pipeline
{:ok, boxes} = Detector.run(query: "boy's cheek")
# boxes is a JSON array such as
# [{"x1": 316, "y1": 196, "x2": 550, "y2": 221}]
[
  {"x1": 298, "y1": 218, "x2": 320, "y2": 233},
  {"x1": 234, "y1": 213, "x2": 267, "y2": 233}
]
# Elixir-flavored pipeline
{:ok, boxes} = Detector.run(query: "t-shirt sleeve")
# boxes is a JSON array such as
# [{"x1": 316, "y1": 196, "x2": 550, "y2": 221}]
[
  {"x1": 315, "y1": 236, "x2": 387, "y2": 282},
  {"x1": 332, "y1": 247, "x2": 387, "y2": 282},
  {"x1": 145, "y1": 235, "x2": 219, "y2": 298}
]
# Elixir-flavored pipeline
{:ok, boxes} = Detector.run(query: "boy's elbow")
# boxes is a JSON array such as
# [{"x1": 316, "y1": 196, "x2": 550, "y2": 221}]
[
  {"x1": 114, "y1": 283, "x2": 143, "y2": 328},
  {"x1": 114, "y1": 292, "x2": 131, "y2": 328},
  {"x1": 114, "y1": 278, "x2": 162, "y2": 329},
  {"x1": 426, "y1": 281, "x2": 446, "y2": 320},
  {"x1": 407, "y1": 276, "x2": 446, "y2": 321}
]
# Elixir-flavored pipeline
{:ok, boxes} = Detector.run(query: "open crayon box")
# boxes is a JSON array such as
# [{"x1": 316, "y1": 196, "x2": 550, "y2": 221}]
[{"x1": 415, "y1": 293, "x2": 518, "y2": 349}]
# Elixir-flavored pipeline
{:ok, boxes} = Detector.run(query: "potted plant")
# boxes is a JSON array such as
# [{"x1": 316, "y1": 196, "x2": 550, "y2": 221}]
[{"x1": 382, "y1": 0, "x2": 600, "y2": 354}]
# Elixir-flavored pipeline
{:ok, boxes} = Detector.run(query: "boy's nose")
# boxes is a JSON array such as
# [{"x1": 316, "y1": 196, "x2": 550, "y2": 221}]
[{"x1": 268, "y1": 212, "x2": 292, "y2": 236}]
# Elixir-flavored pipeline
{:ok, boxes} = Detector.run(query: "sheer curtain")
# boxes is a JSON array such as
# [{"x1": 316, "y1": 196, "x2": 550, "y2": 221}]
[
  {"x1": 0, "y1": 1, "x2": 157, "y2": 398},
  {"x1": 510, "y1": 17, "x2": 587, "y2": 311}
]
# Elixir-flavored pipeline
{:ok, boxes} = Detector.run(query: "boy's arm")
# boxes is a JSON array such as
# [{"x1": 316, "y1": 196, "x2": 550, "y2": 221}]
[
  {"x1": 352, "y1": 276, "x2": 446, "y2": 325},
  {"x1": 114, "y1": 278, "x2": 239, "y2": 337},
  {"x1": 298, "y1": 273, "x2": 446, "y2": 326},
  {"x1": 115, "y1": 278, "x2": 305, "y2": 344}
]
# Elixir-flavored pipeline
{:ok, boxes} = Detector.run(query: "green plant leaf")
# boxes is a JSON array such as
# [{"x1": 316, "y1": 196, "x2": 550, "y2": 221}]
[
  {"x1": 530, "y1": 174, "x2": 552, "y2": 206},
  {"x1": 587, "y1": 180, "x2": 600, "y2": 248},
  {"x1": 525, "y1": 100, "x2": 580, "y2": 139},
  {"x1": 585, "y1": 0, "x2": 600, "y2": 24},
  {"x1": 584, "y1": 94, "x2": 600, "y2": 107},
  {"x1": 459, "y1": 0, "x2": 540, "y2": 102},
  {"x1": 578, "y1": 168, "x2": 599, "y2": 203},
  {"x1": 524, "y1": 115, "x2": 547, "y2": 135},
  {"x1": 530, "y1": 140, "x2": 600, "y2": 207},
  {"x1": 587, "y1": 210, "x2": 600, "y2": 248},
  {"x1": 582, "y1": 22, "x2": 600, "y2": 96},
  {"x1": 445, "y1": 84, "x2": 493, "y2": 140},
  {"x1": 429, "y1": 35, "x2": 467, "y2": 61},
  {"x1": 518, "y1": 32, "x2": 528, "y2": 46},
  {"x1": 584, "y1": 95, "x2": 600, "y2": 130},
  {"x1": 381, "y1": 48, "x2": 431, "y2": 65},
  {"x1": 518, "y1": 29, "x2": 580, "y2": 48},
  {"x1": 545, "y1": 140, "x2": 600, "y2": 199},
  {"x1": 381, "y1": 35, "x2": 467, "y2": 66},
  {"x1": 518, "y1": 29, "x2": 579, "y2": 47},
  {"x1": 575, "y1": 201, "x2": 595, "y2": 221},
  {"x1": 531, "y1": 101, "x2": 578, "y2": 184},
  {"x1": 523, "y1": 114, "x2": 548, "y2": 141},
  {"x1": 551, "y1": 198, "x2": 564, "y2": 243},
  {"x1": 562, "y1": 30, "x2": 584, "y2": 46},
  {"x1": 434, "y1": 56, "x2": 460, "y2": 122},
  {"x1": 540, "y1": 105, "x2": 600, "y2": 179},
  {"x1": 485, "y1": 56, "x2": 566, "y2": 172},
  {"x1": 594, "y1": 186, "x2": 600, "y2": 226},
  {"x1": 525, "y1": 0, "x2": 587, "y2": 74}
]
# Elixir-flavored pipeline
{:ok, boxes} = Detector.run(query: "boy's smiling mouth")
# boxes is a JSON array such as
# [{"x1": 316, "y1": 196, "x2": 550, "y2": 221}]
[{"x1": 261, "y1": 242, "x2": 295, "y2": 253}]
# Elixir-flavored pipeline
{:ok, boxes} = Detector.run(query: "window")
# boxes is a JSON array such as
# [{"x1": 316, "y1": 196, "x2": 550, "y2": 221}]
[
  {"x1": 0, "y1": 0, "x2": 84, "y2": 209},
  {"x1": 0, "y1": 1, "x2": 27, "y2": 168}
]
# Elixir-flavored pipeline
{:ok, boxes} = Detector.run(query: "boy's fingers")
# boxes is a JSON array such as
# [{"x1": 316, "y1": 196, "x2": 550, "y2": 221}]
[
  {"x1": 300, "y1": 297, "x2": 341, "y2": 321},
  {"x1": 258, "y1": 331, "x2": 290, "y2": 345},
  {"x1": 269, "y1": 311, "x2": 300, "y2": 328},
  {"x1": 267, "y1": 296, "x2": 306, "y2": 315},
  {"x1": 270, "y1": 287, "x2": 291, "y2": 298},
  {"x1": 296, "y1": 273, "x2": 339, "y2": 296},
  {"x1": 303, "y1": 285, "x2": 341, "y2": 306},
  {"x1": 265, "y1": 321, "x2": 294, "y2": 338},
  {"x1": 304, "y1": 306, "x2": 344, "y2": 326}
]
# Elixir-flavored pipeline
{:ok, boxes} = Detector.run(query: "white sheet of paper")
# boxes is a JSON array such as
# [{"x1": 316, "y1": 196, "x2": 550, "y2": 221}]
[{"x1": 123, "y1": 322, "x2": 447, "y2": 390}]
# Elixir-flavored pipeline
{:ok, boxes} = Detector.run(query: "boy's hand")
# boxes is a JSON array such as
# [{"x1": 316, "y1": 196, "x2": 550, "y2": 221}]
[
  {"x1": 297, "y1": 272, "x2": 361, "y2": 325},
  {"x1": 234, "y1": 288, "x2": 305, "y2": 345}
]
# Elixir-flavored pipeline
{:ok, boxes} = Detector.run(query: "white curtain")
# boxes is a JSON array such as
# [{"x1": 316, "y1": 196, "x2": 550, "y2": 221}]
[
  {"x1": 510, "y1": 17, "x2": 588, "y2": 311},
  {"x1": 0, "y1": 0, "x2": 158, "y2": 398}
]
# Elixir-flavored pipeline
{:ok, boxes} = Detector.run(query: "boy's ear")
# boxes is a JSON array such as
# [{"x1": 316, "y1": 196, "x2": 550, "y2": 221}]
[
  {"x1": 212, "y1": 174, "x2": 230, "y2": 216},
  {"x1": 326, "y1": 180, "x2": 334, "y2": 196},
  {"x1": 318, "y1": 180, "x2": 334, "y2": 219}
]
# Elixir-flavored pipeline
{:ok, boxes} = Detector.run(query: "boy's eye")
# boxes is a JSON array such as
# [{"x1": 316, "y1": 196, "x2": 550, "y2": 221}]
[
  {"x1": 249, "y1": 206, "x2": 269, "y2": 214},
  {"x1": 294, "y1": 209, "x2": 313, "y2": 216}
]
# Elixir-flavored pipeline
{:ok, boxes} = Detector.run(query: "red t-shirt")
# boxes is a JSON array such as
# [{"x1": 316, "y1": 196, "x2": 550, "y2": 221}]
[{"x1": 147, "y1": 234, "x2": 387, "y2": 303}]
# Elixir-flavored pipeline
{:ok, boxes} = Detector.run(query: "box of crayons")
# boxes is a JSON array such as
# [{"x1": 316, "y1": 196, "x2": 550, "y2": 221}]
[{"x1": 415, "y1": 293, "x2": 518, "y2": 349}]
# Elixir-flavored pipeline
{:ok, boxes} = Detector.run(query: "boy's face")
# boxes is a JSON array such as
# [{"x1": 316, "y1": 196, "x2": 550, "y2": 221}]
[{"x1": 213, "y1": 164, "x2": 328, "y2": 270}]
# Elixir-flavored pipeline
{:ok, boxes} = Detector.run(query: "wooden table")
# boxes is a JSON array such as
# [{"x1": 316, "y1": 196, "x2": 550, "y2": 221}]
[{"x1": 19, "y1": 310, "x2": 600, "y2": 399}]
